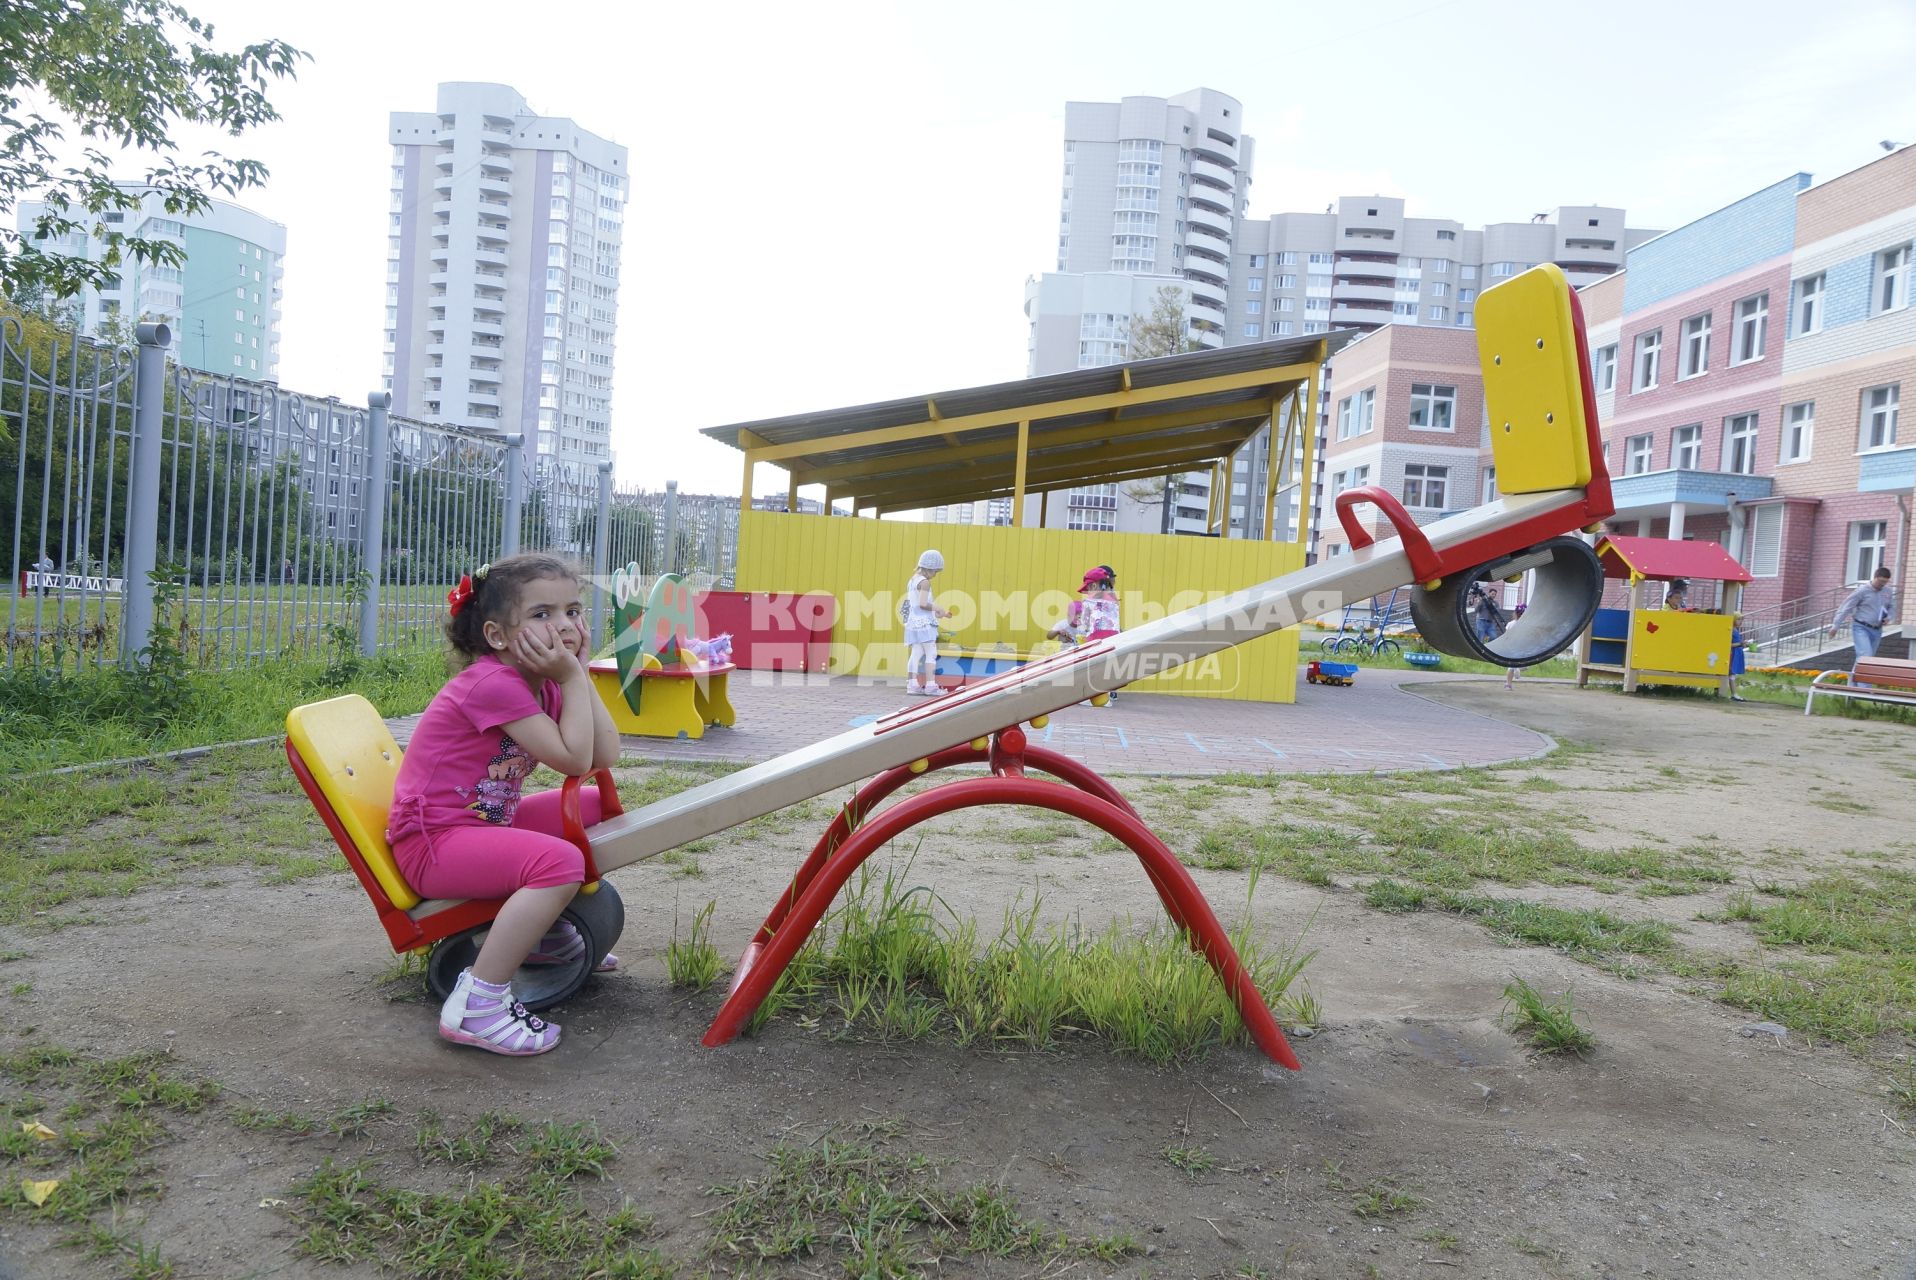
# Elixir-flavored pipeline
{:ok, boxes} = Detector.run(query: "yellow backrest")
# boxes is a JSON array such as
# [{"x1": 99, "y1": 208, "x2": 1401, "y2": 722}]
[
  {"x1": 285, "y1": 694, "x2": 419, "y2": 910},
  {"x1": 1476, "y1": 264, "x2": 1593, "y2": 494}
]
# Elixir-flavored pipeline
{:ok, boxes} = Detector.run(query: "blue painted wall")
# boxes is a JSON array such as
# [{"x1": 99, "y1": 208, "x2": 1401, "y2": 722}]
[{"x1": 1623, "y1": 174, "x2": 1811, "y2": 311}]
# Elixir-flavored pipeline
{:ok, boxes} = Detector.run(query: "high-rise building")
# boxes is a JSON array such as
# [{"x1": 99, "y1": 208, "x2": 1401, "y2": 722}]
[
  {"x1": 386, "y1": 82, "x2": 627, "y2": 475},
  {"x1": 16, "y1": 185, "x2": 285, "y2": 376},
  {"x1": 1019, "y1": 91, "x2": 1252, "y2": 536}
]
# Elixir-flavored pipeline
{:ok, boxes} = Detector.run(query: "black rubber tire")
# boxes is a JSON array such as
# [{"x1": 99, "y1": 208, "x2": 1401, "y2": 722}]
[
  {"x1": 1409, "y1": 536, "x2": 1604, "y2": 668},
  {"x1": 1374, "y1": 639, "x2": 1401, "y2": 658},
  {"x1": 425, "y1": 880, "x2": 625, "y2": 1012}
]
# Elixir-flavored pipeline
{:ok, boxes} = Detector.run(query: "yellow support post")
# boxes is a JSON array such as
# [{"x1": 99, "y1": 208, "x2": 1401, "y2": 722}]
[
  {"x1": 786, "y1": 473, "x2": 799, "y2": 514},
  {"x1": 1294, "y1": 353, "x2": 1321, "y2": 545},
  {"x1": 1012, "y1": 419, "x2": 1029, "y2": 527},
  {"x1": 1262, "y1": 394, "x2": 1281, "y2": 541}
]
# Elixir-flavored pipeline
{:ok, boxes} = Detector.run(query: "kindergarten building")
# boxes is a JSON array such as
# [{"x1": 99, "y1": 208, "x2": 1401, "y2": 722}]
[{"x1": 1319, "y1": 146, "x2": 1916, "y2": 635}]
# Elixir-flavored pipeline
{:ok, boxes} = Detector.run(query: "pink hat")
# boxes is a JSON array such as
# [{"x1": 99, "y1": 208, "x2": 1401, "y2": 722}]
[{"x1": 1079, "y1": 566, "x2": 1112, "y2": 592}]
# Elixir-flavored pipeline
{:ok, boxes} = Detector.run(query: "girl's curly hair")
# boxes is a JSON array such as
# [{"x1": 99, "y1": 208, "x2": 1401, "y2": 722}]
[{"x1": 444, "y1": 551, "x2": 580, "y2": 670}]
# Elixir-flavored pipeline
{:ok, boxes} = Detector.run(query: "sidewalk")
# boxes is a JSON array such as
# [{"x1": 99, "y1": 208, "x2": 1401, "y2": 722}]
[{"x1": 390, "y1": 666, "x2": 1551, "y2": 777}]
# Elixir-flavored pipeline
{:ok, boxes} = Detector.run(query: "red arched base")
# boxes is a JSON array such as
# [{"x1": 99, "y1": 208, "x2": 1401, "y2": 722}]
[{"x1": 703, "y1": 737, "x2": 1301, "y2": 1070}]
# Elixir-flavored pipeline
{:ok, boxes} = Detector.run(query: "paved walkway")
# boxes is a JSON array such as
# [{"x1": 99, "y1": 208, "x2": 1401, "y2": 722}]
[{"x1": 391, "y1": 667, "x2": 1552, "y2": 776}]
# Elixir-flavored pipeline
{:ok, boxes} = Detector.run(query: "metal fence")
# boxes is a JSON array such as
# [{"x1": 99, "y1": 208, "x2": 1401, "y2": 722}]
[{"x1": 2, "y1": 316, "x2": 736, "y2": 675}]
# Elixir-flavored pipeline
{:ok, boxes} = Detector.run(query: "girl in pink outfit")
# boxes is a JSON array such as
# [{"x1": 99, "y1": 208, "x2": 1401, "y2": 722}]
[{"x1": 388, "y1": 553, "x2": 622, "y2": 1056}]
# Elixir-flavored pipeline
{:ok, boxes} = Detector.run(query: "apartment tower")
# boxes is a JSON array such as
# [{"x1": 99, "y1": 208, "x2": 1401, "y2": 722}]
[{"x1": 386, "y1": 82, "x2": 627, "y2": 475}]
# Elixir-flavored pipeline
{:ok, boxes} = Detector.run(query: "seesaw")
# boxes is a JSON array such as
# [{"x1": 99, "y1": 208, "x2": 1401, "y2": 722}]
[{"x1": 289, "y1": 265, "x2": 1614, "y2": 1071}]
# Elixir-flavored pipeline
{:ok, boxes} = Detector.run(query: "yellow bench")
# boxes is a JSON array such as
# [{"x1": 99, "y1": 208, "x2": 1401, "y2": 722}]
[{"x1": 589, "y1": 658, "x2": 736, "y2": 739}]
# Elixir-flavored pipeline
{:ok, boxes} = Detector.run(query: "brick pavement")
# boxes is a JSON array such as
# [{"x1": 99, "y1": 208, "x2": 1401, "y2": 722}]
[{"x1": 389, "y1": 667, "x2": 1551, "y2": 777}]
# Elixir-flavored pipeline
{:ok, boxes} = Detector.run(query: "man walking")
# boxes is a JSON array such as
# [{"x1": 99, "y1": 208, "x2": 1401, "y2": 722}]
[{"x1": 1830, "y1": 566, "x2": 1895, "y2": 681}]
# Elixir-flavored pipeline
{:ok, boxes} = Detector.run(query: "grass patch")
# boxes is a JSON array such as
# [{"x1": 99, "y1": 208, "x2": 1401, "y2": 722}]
[
  {"x1": 1441, "y1": 895, "x2": 1674, "y2": 961},
  {"x1": 1363, "y1": 878, "x2": 1427, "y2": 913},
  {"x1": 1501, "y1": 978, "x2": 1597, "y2": 1056},
  {"x1": 0, "y1": 646, "x2": 444, "y2": 771},
  {"x1": 705, "y1": 1139, "x2": 1137, "y2": 1272},
  {"x1": 0, "y1": 742, "x2": 347, "y2": 927},
  {"x1": 1161, "y1": 1144, "x2": 1215, "y2": 1177},
  {"x1": 666, "y1": 900, "x2": 723, "y2": 992},
  {"x1": 743, "y1": 857, "x2": 1314, "y2": 1064}
]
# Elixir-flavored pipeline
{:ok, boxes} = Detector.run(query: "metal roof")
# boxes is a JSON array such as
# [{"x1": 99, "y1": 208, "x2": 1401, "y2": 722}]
[
  {"x1": 1595, "y1": 535, "x2": 1752, "y2": 584},
  {"x1": 700, "y1": 333, "x2": 1355, "y2": 514}
]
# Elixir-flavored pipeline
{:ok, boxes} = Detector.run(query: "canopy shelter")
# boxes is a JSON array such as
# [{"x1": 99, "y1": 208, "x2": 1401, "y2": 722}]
[
  {"x1": 1594, "y1": 535, "x2": 1753, "y2": 585},
  {"x1": 700, "y1": 333, "x2": 1351, "y2": 538}
]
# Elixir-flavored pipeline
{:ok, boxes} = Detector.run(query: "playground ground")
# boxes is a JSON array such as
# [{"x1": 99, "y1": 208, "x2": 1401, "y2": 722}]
[{"x1": 2, "y1": 673, "x2": 1913, "y2": 1278}]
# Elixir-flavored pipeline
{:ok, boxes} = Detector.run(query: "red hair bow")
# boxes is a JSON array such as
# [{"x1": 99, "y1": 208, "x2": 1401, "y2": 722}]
[{"x1": 447, "y1": 575, "x2": 474, "y2": 616}]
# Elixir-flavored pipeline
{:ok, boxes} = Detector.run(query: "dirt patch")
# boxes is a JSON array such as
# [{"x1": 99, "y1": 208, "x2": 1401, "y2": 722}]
[{"x1": 3, "y1": 681, "x2": 1914, "y2": 1278}]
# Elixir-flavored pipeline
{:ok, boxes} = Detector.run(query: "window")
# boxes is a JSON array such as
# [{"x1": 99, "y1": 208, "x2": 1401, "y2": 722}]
[
  {"x1": 1722, "y1": 412, "x2": 1759, "y2": 474},
  {"x1": 1679, "y1": 313, "x2": 1711, "y2": 379},
  {"x1": 1358, "y1": 387, "x2": 1375, "y2": 433},
  {"x1": 1271, "y1": 321, "x2": 1293, "y2": 335},
  {"x1": 1402, "y1": 464, "x2": 1449, "y2": 509},
  {"x1": 1482, "y1": 466, "x2": 1498, "y2": 503},
  {"x1": 1781, "y1": 401, "x2": 1813, "y2": 463},
  {"x1": 1732, "y1": 294, "x2": 1767, "y2": 364},
  {"x1": 1278, "y1": 251, "x2": 1297, "y2": 265},
  {"x1": 1430, "y1": 260, "x2": 1448, "y2": 274},
  {"x1": 1437, "y1": 230, "x2": 1457, "y2": 241},
  {"x1": 1336, "y1": 395, "x2": 1355, "y2": 439},
  {"x1": 1849, "y1": 521, "x2": 1888, "y2": 582},
  {"x1": 1632, "y1": 330, "x2": 1661, "y2": 391},
  {"x1": 1276, "y1": 297, "x2": 1293, "y2": 312},
  {"x1": 1430, "y1": 282, "x2": 1448, "y2": 297},
  {"x1": 1595, "y1": 343, "x2": 1618, "y2": 393},
  {"x1": 1491, "y1": 262, "x2": 1516, "y2": 277},
  {"x1": 1408, "y1": 383, "x2": 1456, "y2": 430},
  {"x1": 1861, "y1": 384, "x2": 1900, "y2": 449},
  {"x1": 1277, "y1": 274, "x2": 1297, "y2": 288},
  {"x1": 1794, "y1": 273, "x2": 1824, "y2": 336},
  {"x1": 1460, "y1": 264, "x2": 1477, "y2": 280},
  {"x1": 1624, "y1": 433, "x2": 1653, "y2": 475},
  {"x1": 1308, "y1": 252, "x2": 1332, "y2": 265},
  {"x1": 1671, "y1": 423, "x2": 1702, "y2": 470},
  {"x1": 1245, "y1": 299, "x2": 1262, "y2": 315},
  {"x1": 1250, "y1": 254, "x2": 1266, "y2": 268},
  {"x1": 1427, "y1": 305, "x2": 1448, "y2": 322},
  {"x1": 1747, "y1": 504, "x2": 1782, "y2": 577},
  {"x1": 1242, "y1": 323, "x2": 1260, "y2": 337},
  {"x1": 1348, "y1": 464, "x2": 1370, "y2": 489},
  {"x1": 1455, "y1": 311, "x2": 1472, "y2": 326},
  {"x1": 1877, "y1": 243, "x2": 1911, "y2": 314},
  {"x1": 1458, "y1": 287, "x2": 1475, "y2": 303},
  {"x1": 1247, "y1": 276, "x2": 1263, "y2": 291}
]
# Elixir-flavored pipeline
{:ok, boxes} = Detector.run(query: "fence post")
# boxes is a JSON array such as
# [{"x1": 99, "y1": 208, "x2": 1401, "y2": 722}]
[
  {"x1": 592, "y1": 461, "x2": 613, "y2": 647},
  {"x1": 663, "y1": 479, "x2": 680, "y2": 573},
  {"x1": 501, "y1": 433, "x2": 526, "y2": 557},
  {"x1": 119, "y1": 323, "x2": 172, "y2": 668},
  {"x1": 358, "y1": 392, "x2": 392, "y2": 657}
]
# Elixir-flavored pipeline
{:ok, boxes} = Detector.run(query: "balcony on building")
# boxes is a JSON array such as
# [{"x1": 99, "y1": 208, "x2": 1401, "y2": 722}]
[
  {"x1": 470, "y1": 320, "x2": 506, "y2": 340},
  {"x1": 479, "y1": 149, "x2": 513, "y2": 173},
  {"x1": 1190, "y1": 128, "x2": 1239, "y2": 167},
  {"x1": 1329, "y1": 299, "x2": 1392, "y2": 327},
  {"x1": 474, "y1": 246, "x2": 509, "y2": 269},
  {"x1": 434, "y1": 148, "x2": 455, "y2": 172},
  {"x1": 1607, "y1": 467, "x2": 1774, "y2": 523},
  {"x1": 1183, "y1": 253, "x2": 1229, "y2": 285},
  {"x1": 1187, "y1": 182, "x2": 1232, "y2": 214},
  {"x1": 1188, "y1": 205, "x2": 1232, "y2": 237},
  {"x1": 476, "y1": 222, "x2": 509, "y2": 245},
  {"x1": 481, "y1": 115, "x2": 514, "y2": 137},
  {"x1": 1332, "y1": 253, "x2": 1397, "y2": 281},
  {"x1": 478, "y1": 175, "x2": 511, "y2": 200},
  {"x1": 1186, "y1": 284, "x2": 1225, "y2": 317},
  {"x1": 1332, "y1": 282, "x2": 1396, "y2": 305},
  {"x1": 1859, "y1": 446, "x2": 1916, "y2": 493},
  {"x1": 1190, "y1": 156, "x2": 1235, "y2": 189}
]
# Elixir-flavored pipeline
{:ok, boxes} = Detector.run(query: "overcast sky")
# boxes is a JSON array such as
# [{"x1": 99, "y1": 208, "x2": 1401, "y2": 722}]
[{"x1": 156, "y1": 0, "x2": 1916, "y2": 496}]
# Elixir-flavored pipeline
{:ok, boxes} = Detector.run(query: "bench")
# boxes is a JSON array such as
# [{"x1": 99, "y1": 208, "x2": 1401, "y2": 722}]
[
  {"x1": 1804, "y1": 657, "x2": 1916, "y2": 715},
  {"x1": 285, "y1": 693, "x2": 625, "y2": 1009},
  {"x1": 588, "y1": 657, "x2": 736, "y2": 739}
]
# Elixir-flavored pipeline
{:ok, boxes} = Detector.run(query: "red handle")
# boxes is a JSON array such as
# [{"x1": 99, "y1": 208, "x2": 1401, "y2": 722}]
[
  {"x1": 560, "y1": 769, "x2": 621, "y2": 885},
  {"x1": 1334, "y1": 486, "x2": 1442, "y2": 583}
]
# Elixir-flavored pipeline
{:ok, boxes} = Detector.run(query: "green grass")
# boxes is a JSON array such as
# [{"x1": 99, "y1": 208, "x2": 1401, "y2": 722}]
[
  {"x1": 741, "y1": 857, "x2": 1316, "y2": 1063},
  {"x1": 1502, "y1": 978, "x2": 1597, "y2": 1056},
  {"x1": 1161, "y1": 1144, "x2": 1215, "y2": 1176},
  {"x1": 0, "y1": 645, "x2": 444, "y2": 770},
  {"x1": 704, "y1": 1139, "x2": 1137, "y2": 1273},
  {"x1": 0, "y1": 742, "x2": 341, "y2": 928},
  {"x1": 666, "y1": 900, "x2": 724, "y2": 992}
]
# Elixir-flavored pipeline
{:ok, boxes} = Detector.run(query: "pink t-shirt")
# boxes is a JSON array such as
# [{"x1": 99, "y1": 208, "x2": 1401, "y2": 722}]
[{"x1": 388, "y1": 654, "x2": 563, "y2": 838}]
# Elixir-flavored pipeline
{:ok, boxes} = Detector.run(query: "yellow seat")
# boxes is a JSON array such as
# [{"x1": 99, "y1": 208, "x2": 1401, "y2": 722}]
[
  {"x1": 285, "y1": 694, "x2": 418, "y2": 910},
  {"x1": 1476, "y1": 263, "x2": 1594, "y2": 494}
]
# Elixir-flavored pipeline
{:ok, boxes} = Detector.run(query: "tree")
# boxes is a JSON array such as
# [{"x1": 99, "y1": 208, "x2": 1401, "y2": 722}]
[
  {"x1": 1121, "y1": 285, "x2": 1208, "y2": 528},
  {"x1": 0, "y1": 2, "x2": 306, "y2": 303}
]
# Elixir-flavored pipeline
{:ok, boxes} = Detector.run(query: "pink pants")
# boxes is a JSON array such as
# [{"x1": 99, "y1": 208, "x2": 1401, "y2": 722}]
[{"x1": 393, "y1": 788, "x2": 604, "y2": 901}]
